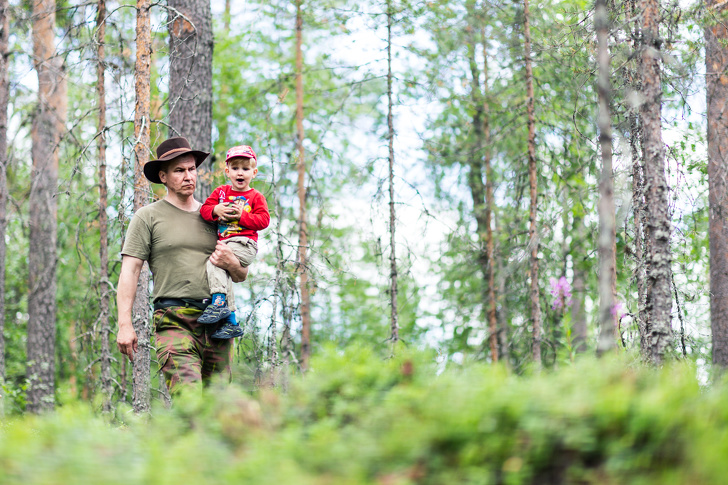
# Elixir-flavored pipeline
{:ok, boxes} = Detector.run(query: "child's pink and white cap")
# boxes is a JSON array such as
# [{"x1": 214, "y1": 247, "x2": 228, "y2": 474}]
[{"x1": 225, "y1": 145, "x2": 257, "y2": 163}]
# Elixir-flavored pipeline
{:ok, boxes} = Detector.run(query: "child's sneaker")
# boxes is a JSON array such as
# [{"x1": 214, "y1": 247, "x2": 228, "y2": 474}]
[
  {"x1": 197, "y1": 303, "x2": 231, "y2": 324},
  {"x1": 211, "y1": 322, "x2": 244, "y2": 339}
]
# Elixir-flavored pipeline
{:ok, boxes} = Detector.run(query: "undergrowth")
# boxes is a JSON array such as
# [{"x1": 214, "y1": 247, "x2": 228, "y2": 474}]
[{"x1": 1, "y1": 345, "x2": 726, "y2": 484}]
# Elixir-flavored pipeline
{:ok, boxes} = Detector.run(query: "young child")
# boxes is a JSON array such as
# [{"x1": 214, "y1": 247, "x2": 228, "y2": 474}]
[{"x1": 199, "y1": 145, "x2": 270, "y2": 339}]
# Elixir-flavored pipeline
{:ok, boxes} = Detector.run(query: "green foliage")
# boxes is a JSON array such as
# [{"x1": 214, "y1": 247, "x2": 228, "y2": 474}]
[{"x1": 2, "y1": 346, "x2": 728, "y2": 484}]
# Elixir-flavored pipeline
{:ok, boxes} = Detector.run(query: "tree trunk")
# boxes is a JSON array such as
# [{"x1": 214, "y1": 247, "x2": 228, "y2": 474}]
[
  {"x1": 571, "y1": 246, "x2": 588, "y2": 353},
  {"x1": 387, "y1": 0, "x2": 399, "y2": 345},
  {"x1": 482, "y1": 28, "x2": 497, "y2": 363},
  {"x1": 133, "y1": 0, "x2": 152, "y2": 412},
  {"x1": 224, "y1": 0, "x2": 231, "y2": 31},
  {"x1": 168, "y1": 0, "x2": 213, "y2": 200},
  {"x1": 0, "y1": 0, "x2": 8, "y2": 382},
  {"x1": 268, "y1": 153, "x2": 283, "y2": 384},
  {"x1": 295, "y1": 0, "x2": 311, "y2": 371},
  {"x1": 465, "y1": 1, "x2": 491, "y2": 361},
  {"x1": 27, "y1": 0, "x2": 66, "y2": 413},
  {"x1": 97, "y1": 0, "x2": 113, "y2": 413},
  {"x1": 523, "y1": 0, "x2": 541, "y2": 367},
  {"x1": 706, "y1": 0, "x2": 728, "y2": 366},
  {"x1": 630, "y1": 90, "x2": 647, "y2": 348},
  {"x1": 641, "y1": 0, "x2": 672, "y2": 363},
  {"x1": 495, "y1": 211, "x2": 509, "y2": 363},
  {"x1": 596, "y1": 0, "x2": 617, "y2": 355}
]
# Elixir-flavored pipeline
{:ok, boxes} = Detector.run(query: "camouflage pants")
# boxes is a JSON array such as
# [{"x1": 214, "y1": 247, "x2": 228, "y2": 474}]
[{"x1": 153, "y1": 306, "x2": 232, "y2": 394}]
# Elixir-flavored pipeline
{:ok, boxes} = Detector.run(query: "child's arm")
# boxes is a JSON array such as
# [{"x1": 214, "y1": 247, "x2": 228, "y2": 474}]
[
  {"x1": 237, "y1": 192, "x2": 271, "y2": 231},
  {"x1": 200, "y1": 187, "x2": 222, "y2": 221}
]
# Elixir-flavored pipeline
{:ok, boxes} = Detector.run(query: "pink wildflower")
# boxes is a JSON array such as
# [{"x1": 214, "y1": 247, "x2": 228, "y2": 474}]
[
  {"x1": 549, "y1": 276, "x2": 572, "y2": 310},
  {"x1": 610, "y1": 301, "x2": 625, "y2": 321}
]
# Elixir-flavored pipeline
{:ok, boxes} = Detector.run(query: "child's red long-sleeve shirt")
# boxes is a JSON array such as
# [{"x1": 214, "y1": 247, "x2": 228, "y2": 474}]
[{"x1": 200, "y1": 185, "x2": 270, "y2": 242}]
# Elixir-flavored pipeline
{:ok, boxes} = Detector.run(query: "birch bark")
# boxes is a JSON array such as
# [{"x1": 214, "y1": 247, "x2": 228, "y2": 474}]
[{"x1": 387, "y1": 0, "x2": 399, "y2": 345}]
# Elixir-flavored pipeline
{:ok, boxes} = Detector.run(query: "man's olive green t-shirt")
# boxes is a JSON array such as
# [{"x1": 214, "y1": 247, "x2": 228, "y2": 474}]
[{"x1": 121, "y1": 199, "x2": 218, "y2": 300}]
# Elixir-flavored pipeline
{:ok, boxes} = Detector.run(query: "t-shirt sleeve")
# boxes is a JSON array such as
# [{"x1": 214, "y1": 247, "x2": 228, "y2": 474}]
[{"x1": 121, "y1": 211, "x2": 151, "y2": 261}]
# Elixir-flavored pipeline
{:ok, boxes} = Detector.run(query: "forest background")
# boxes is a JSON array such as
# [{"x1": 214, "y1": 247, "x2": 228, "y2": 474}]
[
  {"x1": 5, "y1": 0, "x2": 728, "y2": 481},
  {"x1": 0, "y1": 0, "x2": 724, "y2": 448}
]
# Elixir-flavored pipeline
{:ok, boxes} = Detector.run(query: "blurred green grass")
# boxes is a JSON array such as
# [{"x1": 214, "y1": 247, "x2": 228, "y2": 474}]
[{"x1": 1, "y1": 345, "x2": 726, "y2": 484}]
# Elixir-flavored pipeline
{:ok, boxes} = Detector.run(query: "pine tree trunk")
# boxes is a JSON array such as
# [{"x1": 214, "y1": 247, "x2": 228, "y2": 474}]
[
  {"x1": 133, "y1": 0, "x2": 152, "y2": 412},
  {"x1": 706, "y1": 0, "x2": 728, "y2": 366},
  {"x1": 295, "y1": 0, "x2": 311, "y2": 371},
  {"x1": 482, "y1": 28, "x2": 497, "y2": 363},
  {"x1": 596, "y1": 0, "x2": 617, "y2": 355},
  {"x1": 224, "y1": 0, "x2": 231, "y2": 31},
  {"x1": 495, "y1": 240, "x2": 509, "y2": 362},
  {"x1": 571, "y1": 246, "x2": 588, "y2": 353},
  {"x1": 97, "y1": 0, "x2": 113, "y2": 412},
  {"x1": 168, "y1": 0, "x2": 213, "y2": 200},
  {"x1": 387, "y1": 0, "x2": 399, "y2": 345},
  {"x1": 27, "y1": 0, "x2": 65, "y2": 413},
  {"x1": 465, "y1": 1, "x2": 491, "y2": 360},
  {"x1": 0, "y1": 0, "x2": 8, "y2": 382},
  {"x1": 641, "y1": 0, "x2": 672, "y2": 363},
  {"x1": 523, "y1": 0, "x2": 541, "y2": 367}
]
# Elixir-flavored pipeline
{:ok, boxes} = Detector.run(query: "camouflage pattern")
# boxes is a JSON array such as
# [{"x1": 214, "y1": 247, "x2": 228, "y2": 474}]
[{"x1": 153, "y1": 306, "x2": 232, "y2": 394}]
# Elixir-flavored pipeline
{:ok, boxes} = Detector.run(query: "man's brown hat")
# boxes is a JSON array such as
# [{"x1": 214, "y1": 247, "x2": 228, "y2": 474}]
[{"x1": 143, "y1": 137, "x2": 209, "y2": 184}]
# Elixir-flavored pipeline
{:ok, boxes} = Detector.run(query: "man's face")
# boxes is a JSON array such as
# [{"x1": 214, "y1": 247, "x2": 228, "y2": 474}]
[{"x1": 159, "y1": 155, "x2": 197, "y2": 197}]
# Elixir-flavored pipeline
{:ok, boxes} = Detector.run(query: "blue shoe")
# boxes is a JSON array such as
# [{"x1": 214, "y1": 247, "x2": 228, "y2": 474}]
[
  {"x1": 197, "y1": 303, "x2": 231, "y2": 324},
  {"x1": 211, "y1": 322, "x2": 244, "y2": 339}
]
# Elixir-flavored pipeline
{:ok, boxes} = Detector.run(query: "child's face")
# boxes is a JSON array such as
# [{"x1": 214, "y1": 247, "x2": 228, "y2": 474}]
[{"x1": 225, "y1": 157, "x2": 257, "y2": 191}]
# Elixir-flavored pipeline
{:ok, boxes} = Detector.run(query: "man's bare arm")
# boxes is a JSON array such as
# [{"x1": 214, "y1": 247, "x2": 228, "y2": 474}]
[
  {"x1": 117, "y1": 255, "x2": 144, "y2": 361},
  {"x1": 209, "y1": 241, "x2": 249, "y2": 283}
]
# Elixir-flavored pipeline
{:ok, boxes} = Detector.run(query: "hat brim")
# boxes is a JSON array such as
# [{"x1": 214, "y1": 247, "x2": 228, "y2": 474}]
[{"x1": 143, "y1": 150, "x2": 209, "y2": 184}]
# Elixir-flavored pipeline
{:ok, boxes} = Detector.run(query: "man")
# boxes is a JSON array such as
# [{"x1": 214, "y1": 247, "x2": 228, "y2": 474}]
[{"x1": 116, "y1": 137, "x2": 248, "y2": 392}]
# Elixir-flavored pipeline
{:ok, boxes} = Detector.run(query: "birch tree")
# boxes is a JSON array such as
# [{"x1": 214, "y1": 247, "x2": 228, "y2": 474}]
[
  {"x1": 706, "y1": 0, "x2": 728, "y2": 366},
  {"x1": 27, "y1": 0, "x2": 66, "y2": 412},
  {"x1": 132, "y1": 0, "x2": 152, "y2": 412},
  {"x1": 387, "y1": 0, "x2": 399, "y2": 345}
]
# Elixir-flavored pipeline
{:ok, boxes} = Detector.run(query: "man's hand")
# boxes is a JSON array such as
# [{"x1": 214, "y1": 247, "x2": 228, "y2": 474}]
[
  {"x1": 117, "y1": 255, "x2": 144, "y2": 362},
  {"x1": 117, "y1": 325, "x2": 138, "y2": 362},
  {"x1": 210, "y1": 241, "x2": 249, "y2": 282}
]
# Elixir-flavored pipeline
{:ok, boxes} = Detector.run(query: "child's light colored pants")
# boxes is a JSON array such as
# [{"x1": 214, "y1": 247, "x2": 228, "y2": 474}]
[{"x1": 206, "y1": 236, "x2": 258, "y2": 310}]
